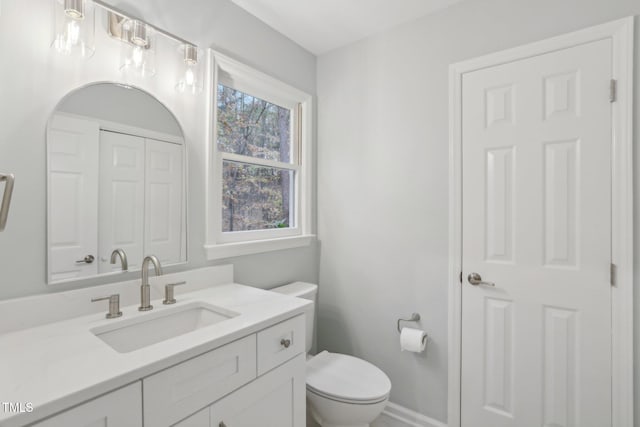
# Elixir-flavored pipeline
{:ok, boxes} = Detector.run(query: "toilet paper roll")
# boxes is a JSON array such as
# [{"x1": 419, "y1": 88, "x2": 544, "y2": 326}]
[{"x1": 400, "y1": 327, "x2": 427, "y2": 353}]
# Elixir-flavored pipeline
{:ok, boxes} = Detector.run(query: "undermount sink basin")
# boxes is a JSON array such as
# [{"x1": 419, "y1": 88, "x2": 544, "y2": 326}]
[{"x1": 91, "y1": 302, "x2": 238, "y2": 353}]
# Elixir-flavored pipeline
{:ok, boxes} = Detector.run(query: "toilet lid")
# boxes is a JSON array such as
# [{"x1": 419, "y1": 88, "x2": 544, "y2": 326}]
[{"x1": 306, "y1": 351, "x2": 391, "y2": 403}]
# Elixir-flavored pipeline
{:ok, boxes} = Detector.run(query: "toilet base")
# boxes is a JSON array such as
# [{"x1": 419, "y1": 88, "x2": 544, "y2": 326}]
[
  {"x1": 307, "y1": 390, "x2": 388, "y2": 427},
  {"x1": 310, "y1": 406, "x2": 370, "y2": 427},
  {"x1": 316, "y1": 421, "x2": 370, "y2": 427}
]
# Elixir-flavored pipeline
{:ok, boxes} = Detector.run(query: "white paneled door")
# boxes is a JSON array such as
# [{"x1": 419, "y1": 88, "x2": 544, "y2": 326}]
[
  {"x1": 145, "y1": 139, "x2": 185, "y2": 265},
  {"x1": 99, "y1": 130, "x2": 145, "y2": 273},
  {"x1": 461, "y1": 39, "x2": 612, "y2": 427},
  {"x1": 47, "y1": 114, "x2": 99, "y2": 282}
]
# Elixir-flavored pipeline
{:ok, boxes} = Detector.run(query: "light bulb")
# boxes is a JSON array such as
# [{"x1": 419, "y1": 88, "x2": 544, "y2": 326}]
[
  {"x1": 132, "y1": 46, "x2": 144, "y2": 67},
  {"x1": 67, "y1": 20, "x2": 80, "y2": 45},
  {"x1": 185, "y1": 68, "x2": 195, "y2": 86}
]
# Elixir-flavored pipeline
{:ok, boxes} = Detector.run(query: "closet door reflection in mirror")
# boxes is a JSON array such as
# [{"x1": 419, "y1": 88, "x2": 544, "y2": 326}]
[{"x1": 46, "y1": 83, "x2": 186, "y2": 284}]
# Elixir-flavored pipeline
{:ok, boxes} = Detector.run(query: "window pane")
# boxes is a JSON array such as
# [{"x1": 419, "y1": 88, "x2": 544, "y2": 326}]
[
  {"x1": 217, "y1": 84, "x2": 291, "y2": 163},
  {"x1": 222, "y1": 161, "x2": 294, "y2": 232}
]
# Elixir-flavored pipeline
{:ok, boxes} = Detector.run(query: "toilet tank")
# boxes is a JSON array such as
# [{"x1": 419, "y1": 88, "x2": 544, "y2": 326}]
[{"x1": 270, "y1": 282, "x2": 317, "y2": 354}]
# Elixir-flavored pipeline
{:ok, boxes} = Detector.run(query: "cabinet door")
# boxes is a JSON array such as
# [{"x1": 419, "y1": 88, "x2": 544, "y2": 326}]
[
  {"x1": 98, "y1": 131, "x2": 145, "y2": 273},
  {"x1": 210, "y1": 353, "x2": 305, "y2": 427},
  {"x1": 32, "y1": 382, "x2": 141, "y2": 427},
  {"x1": 173, "y1": 408, "x2": 209, "y2": 427}
]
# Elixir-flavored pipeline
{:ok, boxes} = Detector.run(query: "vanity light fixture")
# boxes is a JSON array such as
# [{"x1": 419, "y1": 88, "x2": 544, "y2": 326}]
[
  {"x1": 53, "y1": 0, "x2": 201, "y2": 90},
  {"x1": 176, "y1": 44, "x2": 203, "y2": 94},
  {"x1": 52, "y1": 0, "x2": 95, "y2": 57}
]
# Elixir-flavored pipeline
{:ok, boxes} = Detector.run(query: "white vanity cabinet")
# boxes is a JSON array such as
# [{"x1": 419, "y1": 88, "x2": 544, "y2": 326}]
[
  {"x1": 31, "y1": 382, "x2": 142, "y2": 427},
  {"x1": 0, "y1": 279, "x2": 313, "y2": 427},
  {"x1": 153, "y1": 315, "x2": 306, "y2": 427},
  {"x1": 23, "y1": 314, "x2": 306, "y2": 427}
]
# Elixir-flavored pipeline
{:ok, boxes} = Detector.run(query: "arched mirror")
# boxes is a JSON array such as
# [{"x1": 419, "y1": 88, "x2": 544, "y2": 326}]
[{"x1": 46, "y1": 83, "x2": 186, "y2": 284}]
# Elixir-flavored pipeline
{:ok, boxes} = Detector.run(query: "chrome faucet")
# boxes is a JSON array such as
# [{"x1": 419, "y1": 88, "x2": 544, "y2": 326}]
[
  {"x1": 110, "y1": 248, "x2": 128, "y2": 271},
  {"x1": 140, "y1": 255, "x2": 162, "y2": 311}
]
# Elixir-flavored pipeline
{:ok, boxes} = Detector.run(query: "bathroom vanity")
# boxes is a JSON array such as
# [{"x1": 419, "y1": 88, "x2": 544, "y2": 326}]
[{"x1": 0, "y1": 266, "x2": 310, "y2": 427}]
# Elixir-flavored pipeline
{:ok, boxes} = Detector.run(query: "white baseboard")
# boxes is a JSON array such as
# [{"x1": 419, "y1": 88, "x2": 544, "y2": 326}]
[{"x1": 371, "y1": 402, "x2": 447, "y2": 427}]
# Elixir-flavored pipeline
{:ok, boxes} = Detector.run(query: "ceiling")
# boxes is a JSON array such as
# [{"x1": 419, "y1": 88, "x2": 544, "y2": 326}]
[{"x1": 230, "y1": 0, "x2": 464, "y2": 55}]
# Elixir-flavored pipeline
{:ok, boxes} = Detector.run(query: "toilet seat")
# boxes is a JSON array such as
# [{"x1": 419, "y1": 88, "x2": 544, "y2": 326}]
[
  {"x1": 307, "y1": 386, "x2": 388, "y2": 405},
  {"x1": 306, "y1": 351, "x2": 391, "y2": 405}
]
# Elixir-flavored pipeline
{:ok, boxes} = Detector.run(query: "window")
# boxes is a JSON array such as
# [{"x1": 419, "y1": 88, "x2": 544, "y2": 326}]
[
  {"x1": 217, "y1": 85, "x2": 295, "y2": 233},
  {"x1": 205, "y1": 52, "x2": 313, "y2": 259}
]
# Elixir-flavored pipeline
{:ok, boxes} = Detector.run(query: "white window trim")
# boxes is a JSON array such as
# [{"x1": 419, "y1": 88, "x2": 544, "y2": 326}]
[{"x1": 204, "y1": 50, "x2": 314, "y2": 260}]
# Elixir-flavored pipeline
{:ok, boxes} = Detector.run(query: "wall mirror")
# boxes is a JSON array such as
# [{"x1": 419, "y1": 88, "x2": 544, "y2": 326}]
[{"x1": 46, "y1": 83, "x2": 187, "y2": 284}]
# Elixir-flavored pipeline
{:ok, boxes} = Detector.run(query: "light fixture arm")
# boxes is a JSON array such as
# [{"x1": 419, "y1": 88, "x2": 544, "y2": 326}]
[{"x1": 93, "y1": 0, "x2": 195, "y2": 47}]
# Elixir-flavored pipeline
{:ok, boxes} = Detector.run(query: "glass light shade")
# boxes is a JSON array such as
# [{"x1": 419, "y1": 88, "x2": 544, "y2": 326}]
[
  {"x1": 130, "y1": 19, "x2": 148, "y2": 47},
  {"x1": 120, "y1": 20, "x2": 156, "y2": 78},
  {"x1": 52, "y1": 0, "x2": 95, "y2": 58},
  {"x1": 176, "y1": 44, "x2": 203, "y2": 94}
]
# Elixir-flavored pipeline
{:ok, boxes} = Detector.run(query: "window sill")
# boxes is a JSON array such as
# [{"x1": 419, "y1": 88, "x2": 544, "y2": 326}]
[{"x1": 204, "y1": 235, "x2": 316, "y2": 260}]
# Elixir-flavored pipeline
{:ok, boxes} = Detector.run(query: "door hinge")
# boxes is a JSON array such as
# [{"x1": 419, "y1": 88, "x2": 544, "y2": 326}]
[
  {"x1": 609, "y1": 79, "x2": 617, "y2": 103},
  {"x1": 459, "y1": 271, "x2": 463, "y2": 284},
  {"x1": 610, "y1": 263, "x2": 617, "y2": 287}
]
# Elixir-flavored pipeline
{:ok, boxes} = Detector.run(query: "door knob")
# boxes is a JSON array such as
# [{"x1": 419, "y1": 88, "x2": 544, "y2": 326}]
[
  {"x1": 76, "y1": 255, "x2": 95, "y2": 264},
  {"x1": 467, "y1": 273, "x2": 495, "y2": 287}
]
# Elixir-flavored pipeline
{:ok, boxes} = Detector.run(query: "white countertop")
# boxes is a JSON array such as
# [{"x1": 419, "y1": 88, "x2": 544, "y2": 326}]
[{"x1": 0, "y1": 282, "x2": 311, "y2": 427}]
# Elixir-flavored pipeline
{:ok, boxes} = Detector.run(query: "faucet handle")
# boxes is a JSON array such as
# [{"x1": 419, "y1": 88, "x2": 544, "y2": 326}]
[
  {"x1": 163, "y1": 281, "x2": 187, "y2": 305},
  {"x1": 91, "y1": 294, "x2": 122, "y2": 319}
]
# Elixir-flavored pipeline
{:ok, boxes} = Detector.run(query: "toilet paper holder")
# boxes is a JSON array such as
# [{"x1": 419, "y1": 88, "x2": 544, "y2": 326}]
[
  {"x1": 397, "y1": 313, "x2": 427, "y2": 344},
  {"x1": 397, "y1": 312, "x2": 421, "y2": 333}
]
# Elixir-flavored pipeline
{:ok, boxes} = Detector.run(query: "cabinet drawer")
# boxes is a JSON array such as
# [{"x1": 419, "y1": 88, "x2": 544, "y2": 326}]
[
  {"x1": 143, "y1": 335, "x2": 257, "y2": 427},
  {"x1": 257, "y1": 315, "x2": 305, "y2": 376},
  {"x1": 32, "y1": 382, "x2": 142, "y2": 427}
]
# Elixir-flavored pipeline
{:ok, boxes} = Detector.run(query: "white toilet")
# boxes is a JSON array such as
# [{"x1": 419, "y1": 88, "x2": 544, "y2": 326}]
[{"x1": 271, "y1": 282, "x2": 391, "y2": 427}]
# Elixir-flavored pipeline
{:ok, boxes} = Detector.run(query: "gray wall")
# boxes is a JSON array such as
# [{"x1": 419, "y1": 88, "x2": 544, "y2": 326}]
[
  {"x1": 316, "y1": 0, "x2": 639, "y2": 423},
  {"x1": 57, "y1": 83, "x2": 183, "y2": 136},
  {"x1": 0, "y1": 0, "x2": 317, "y2": 300}
]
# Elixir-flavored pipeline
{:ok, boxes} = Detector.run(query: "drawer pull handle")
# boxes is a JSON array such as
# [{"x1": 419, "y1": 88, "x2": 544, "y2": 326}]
[
  {"x1": 280, "y1": 338, "x2": 291, "y2": 348},
  {"x1": 219, "y1": 422, "x2": 227, "y2": 427}
]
